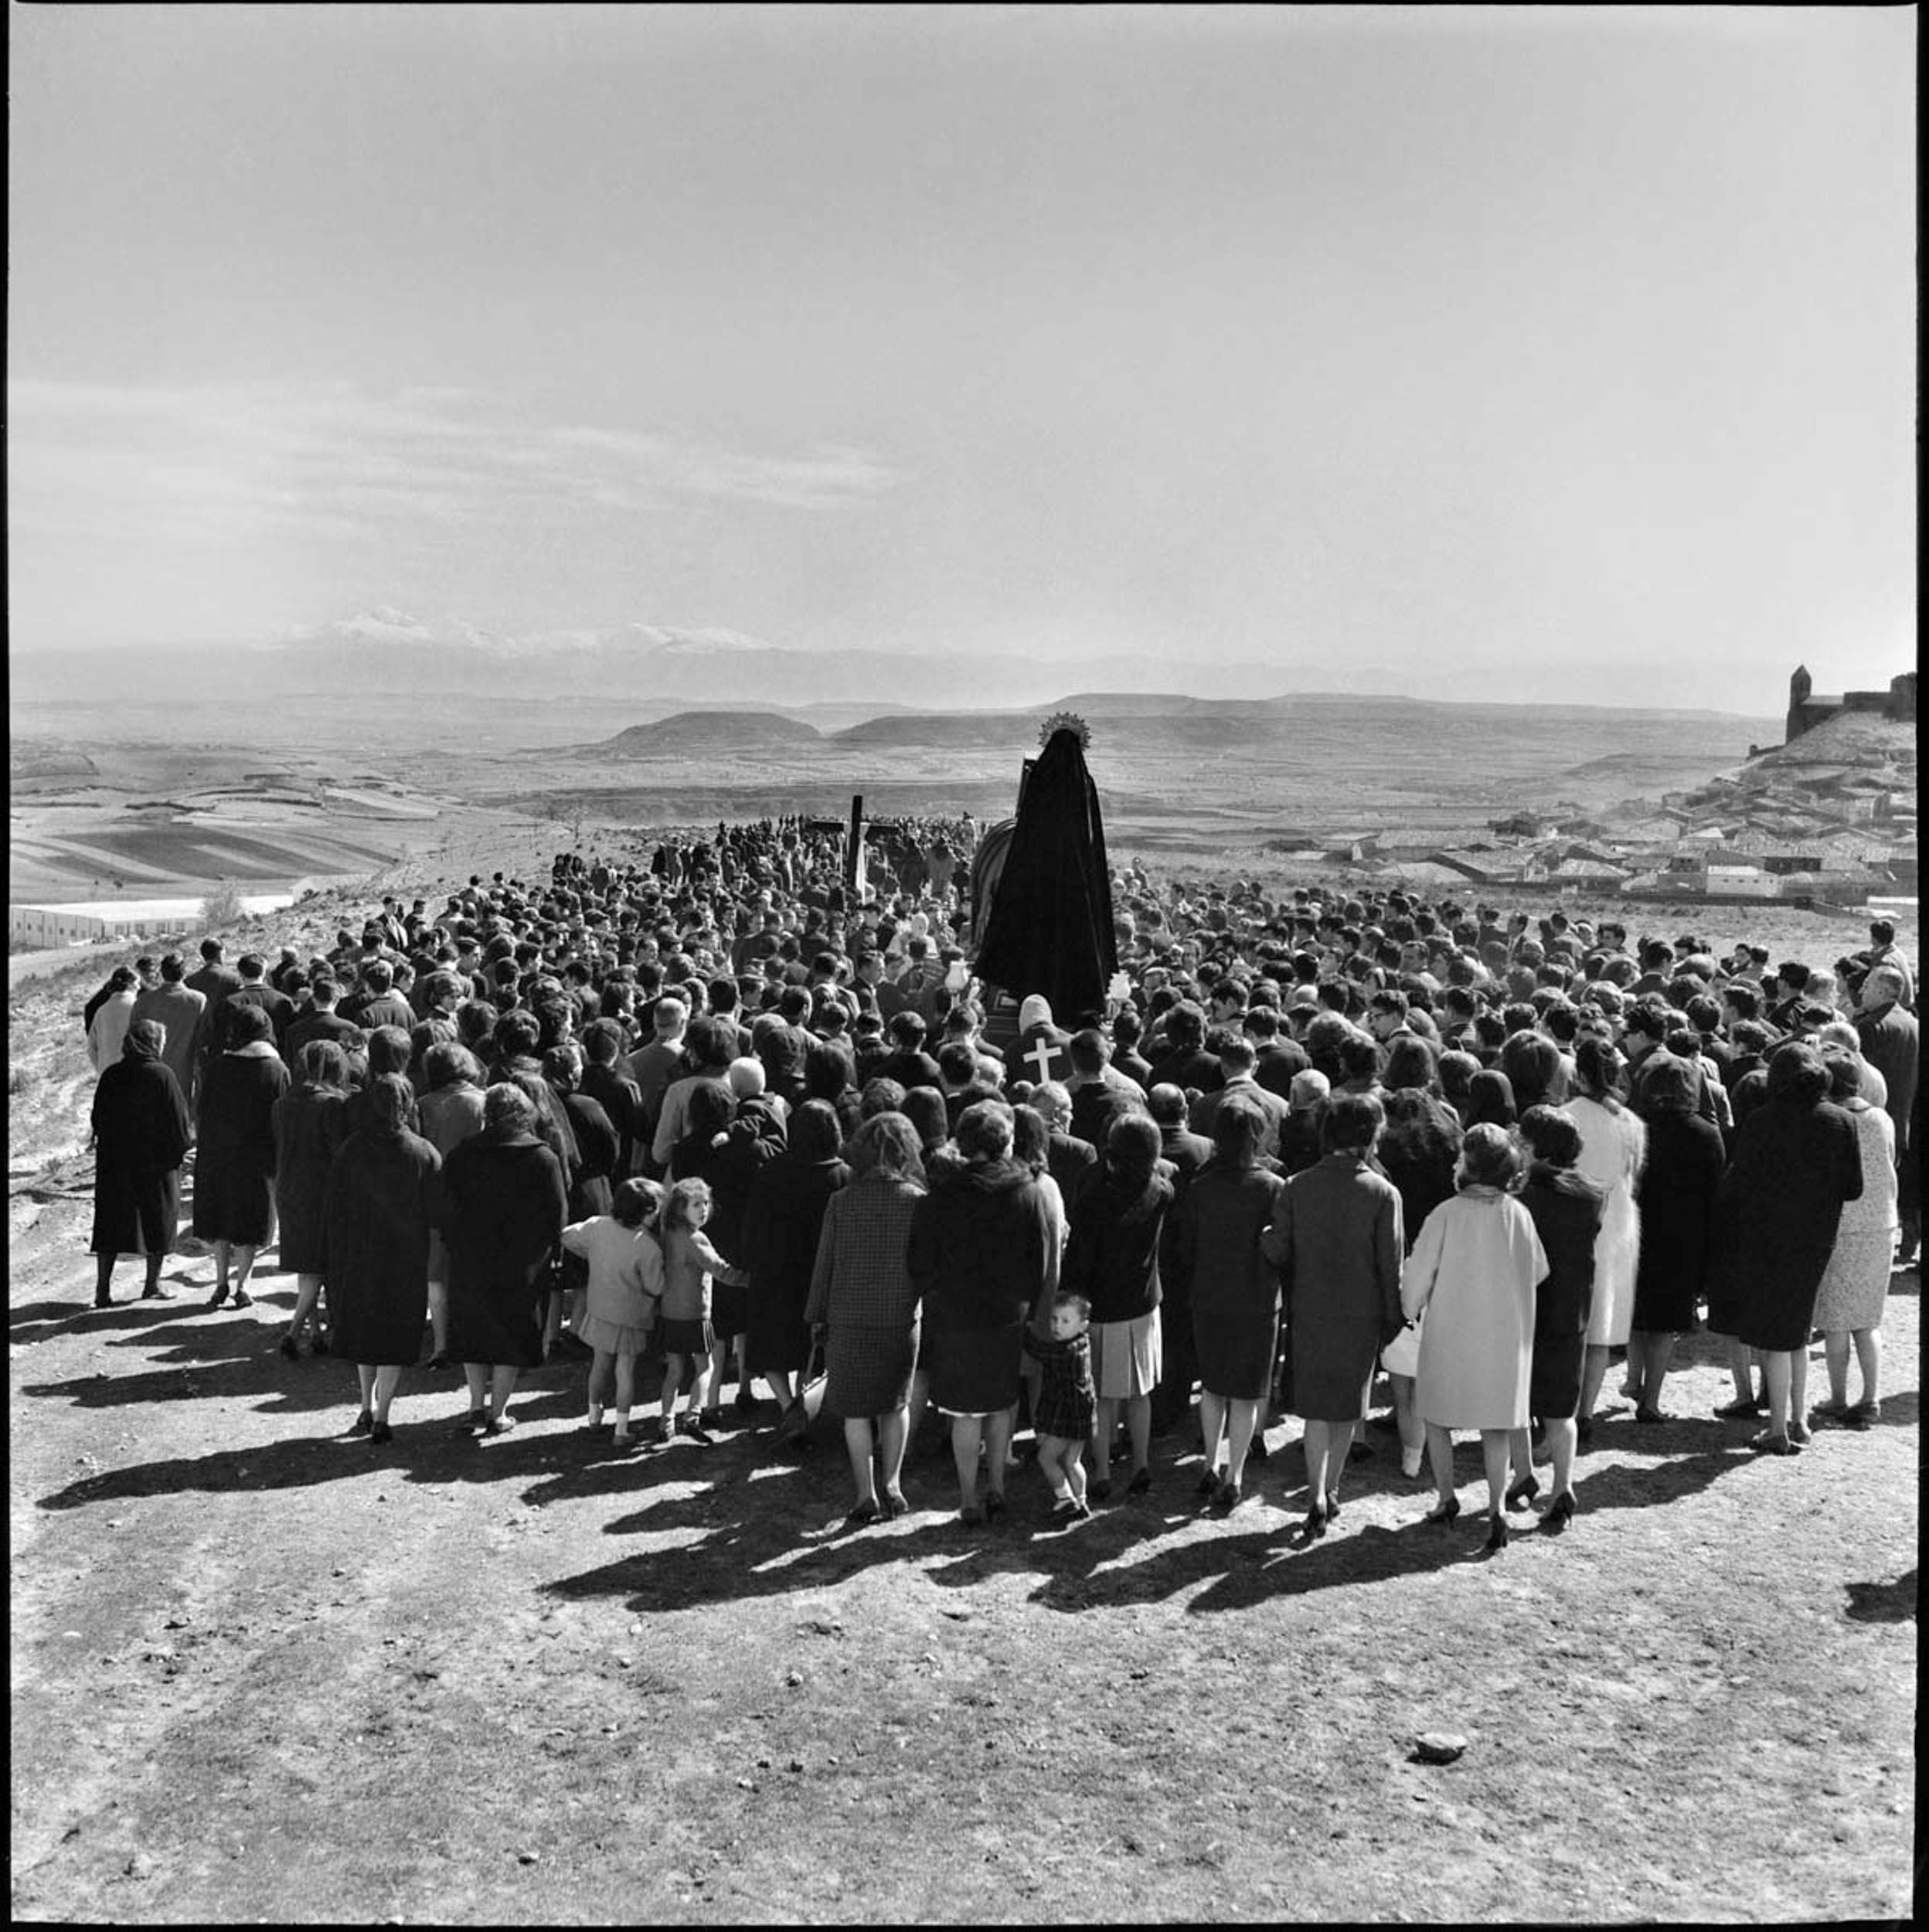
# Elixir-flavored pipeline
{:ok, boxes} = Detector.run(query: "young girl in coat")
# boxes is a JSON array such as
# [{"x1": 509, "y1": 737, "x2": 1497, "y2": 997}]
[
  {"x1": 1024, "y1": 1291, "x2": 1098, "y2": 1519},
  {"x1": 562, "y1": 1178, "x2": 663, "y2": 1448},
  {"x1": 655, "y1": 1179, "x2": 747, "y2": 1444}
]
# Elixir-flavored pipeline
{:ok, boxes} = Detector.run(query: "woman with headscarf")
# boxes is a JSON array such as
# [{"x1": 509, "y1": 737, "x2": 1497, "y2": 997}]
[
  {"x1": 1063, "y1": 1113, "x2": 1173, "y2": 1502},
  {"x1": 440, "y1": 1082, "x2": 569, "y2": 1434},
  {"x1": 741, "y1": 1098, "x2": 849, "y2": 1428},
  {"x1": 1403, "y1": 1124, "x2": 1548, "y2": 1553},
  {"x1": 1809, "y1": 1047, "x2": 1899, "y2": 1430},
  {"x1": 272, "y1": 1039, "x2": 355, "y2": 1359},
  {"x1": 908, "y1": 1100, "x2": 1053, "y2": 1524},
  {"x1": 1558, "y1": 1036, "x2": 1646, "y2": 1440},
  {"x1": 1267, "y1": 1092, "x2": 1403, "y2": 1536},
  {"x1": 1714, "y1": 1042, "x2": 1863, "y2": 1454},
  {"x1": 193, "y1": 1002, "x2": 290, "y2": 1311},
  {"x1": 325, "y1": 1073, "x2": 443, "y2": 1444},
  {"x1": 1627, "y1": 1055, "x2": 1724, "y2": 1423},
  {"x1": 806, "y1": 1111, "x2": 928, "y2": 1523},
  {"x1": 1507, "y1": 1107, "x2": 1604, "y2": 1530},
  {"x1": 89, "y1": 1018, "x2": 191, "y2": 1308}
]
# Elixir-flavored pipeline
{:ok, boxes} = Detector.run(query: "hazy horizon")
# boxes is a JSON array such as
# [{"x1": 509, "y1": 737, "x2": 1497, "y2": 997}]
[{"x1": 9, "y1": 5, "x2": 1915, "y2": 716}]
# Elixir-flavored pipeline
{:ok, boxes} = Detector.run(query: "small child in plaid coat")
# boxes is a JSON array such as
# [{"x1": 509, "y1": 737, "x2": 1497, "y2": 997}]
[{"x1": 1024, "y1": 1292, "x2": 1097, "y2": 1519}]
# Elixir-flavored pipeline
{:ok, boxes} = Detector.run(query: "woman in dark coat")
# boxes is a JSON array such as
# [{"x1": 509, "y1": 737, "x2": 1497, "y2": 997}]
[
  {"x1": 1509, "y1": 1107, "x2": 1604, "y2": 1529},
  {"x1": 193, "y1": 1002, "x2": 290, "y2": 1309},
  {"x1": 1628, "y1": 1056, "x2": 1725, "y2": 1424},
  {"x1": 90, "y1": 1019, "x2": 191, "y2": 1308},
  {"x1": 907, "y1": 1100, "x2": 1053, "y2": 1523},
  {"x1": 325, "y1": 1073, "x2": 441, "y2": 1444},
  {"x1": 1171, "y1": 1097, "x2": 1288, "y2": 1510},
  {"x1": 441, "y1": 1082, "x2": 569, "y2": 1433},
  {"x1": 1266, "y1": 1093, "x2": 1404, "y2": 1536},
  {"x1": 1063, "y1": 1114, "x2": 1174, "y2": 1502},
  {"x1": 805, "y1": 1111, "x2": 926, "y2": 1523},
  {"x1": 272, "y1": 1039, "x2": 353, "y2": 1359},
  {"x1": 741, "y1": 1099, "x2": 849, "y2": 1420},
  {"x1": 1714, "y1": 1041, "x2": 1862, "y2": 1455}
]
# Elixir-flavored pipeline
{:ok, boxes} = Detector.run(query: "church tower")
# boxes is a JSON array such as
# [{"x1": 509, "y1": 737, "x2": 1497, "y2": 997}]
[{"x1": 1787, "y1": 665, "x2": 1812, "y2": 743}]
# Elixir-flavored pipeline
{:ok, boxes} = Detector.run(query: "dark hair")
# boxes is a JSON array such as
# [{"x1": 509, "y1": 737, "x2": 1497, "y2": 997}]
[
  {"x1": 1383, "y1": 1036, "x2": 1436, "y2": 1094},
  {"x1": 788, "y1": 1097, "x2": 842, "y2": 1163},
  {"x1": 225, "y1": 1002, "x2": 272, "y2": 1045},
  {"x1": 1210, "y1": 1094, "x2": 1267, "y2": 1165},
  {"x1": 686, "y1": 1079, "x2": 735, "y2": 1138},
  {"x1": 1464, "y1": 1069, "x2": 1517, "y2": 1130},
  {"x1": 900, "y1": 1086, "x2": 950, "y2": 1152},
  {"x1": 1322, "y1": 1090, "x2": 1384, "y2": 1156},
  {"x1": 1642, "y1": 1054, "x2": 1698, "y2": 1113},
  {"x1": 1010, "y1": 1104, "x2": 1049, "y2": 1175},
  {"x1": 1518, "y1": 1104, "x2": 1583, "y2": 1168},
  {"x1": 1765, "y1": 1039, "x2": 1829, "y2": 1107},
  {"x1": 1573, "y1": 1035, "x2": 1625, "y2": 1108},
  {"x1": 955, "y1": 1099, "x2": 1015, "y2": 1162}
]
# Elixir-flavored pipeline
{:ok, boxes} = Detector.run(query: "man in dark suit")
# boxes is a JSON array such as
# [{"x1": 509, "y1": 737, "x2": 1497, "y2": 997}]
[
  {"x1": 1032, "y1": 1082, "x2": 1098, "y2": 1202},
  {"x1": 219, "y1": 952, "x2": 296, "y2": 1059}
]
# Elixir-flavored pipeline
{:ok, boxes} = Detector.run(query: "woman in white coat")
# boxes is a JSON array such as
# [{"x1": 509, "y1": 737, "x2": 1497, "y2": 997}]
[
  {"x1": 1402, "y1": 1124, "x2": 1549, "y2": 1553},
  {"x1": 1559, "y1": 1036, "x2": 1646, "y2": 1439}
]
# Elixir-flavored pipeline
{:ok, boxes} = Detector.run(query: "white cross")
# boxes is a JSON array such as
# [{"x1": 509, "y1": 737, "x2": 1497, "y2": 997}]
[{"x1": 1026, "y1": 1036, "x2": 1058, "y2": 1085}]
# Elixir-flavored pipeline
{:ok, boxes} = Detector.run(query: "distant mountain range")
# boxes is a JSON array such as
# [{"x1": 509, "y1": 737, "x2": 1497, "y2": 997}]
[{"x1": 12, "y1": 606, "x2": 1794, "y2": 714}]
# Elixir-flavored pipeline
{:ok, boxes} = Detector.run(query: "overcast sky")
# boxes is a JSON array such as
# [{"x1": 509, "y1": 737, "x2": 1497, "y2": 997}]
[{"x1": 9, "y1": 4, "x2": 1914, "y2": 708}]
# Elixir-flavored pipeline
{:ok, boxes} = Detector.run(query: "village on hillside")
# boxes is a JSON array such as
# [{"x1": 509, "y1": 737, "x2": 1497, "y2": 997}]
[{"x1": 1277, "y1": 667, "x2": 1917, "y2": 909}]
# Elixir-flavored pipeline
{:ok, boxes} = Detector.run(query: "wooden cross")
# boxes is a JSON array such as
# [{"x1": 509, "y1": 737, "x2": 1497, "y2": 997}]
[{"x1": 1026, "y1": 1036, "x2": 1058, "y2": 1085}]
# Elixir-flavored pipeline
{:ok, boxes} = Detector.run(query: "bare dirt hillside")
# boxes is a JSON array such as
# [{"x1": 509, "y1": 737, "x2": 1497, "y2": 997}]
[{"x1": 8, "y1": 948, "x2": 1919, "y2": 1922}]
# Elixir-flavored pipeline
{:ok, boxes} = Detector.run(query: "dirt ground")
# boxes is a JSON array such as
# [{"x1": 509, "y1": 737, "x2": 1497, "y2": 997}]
[{"x1": 9, "y1": 957, "x2": 1919, "y2": 1923}]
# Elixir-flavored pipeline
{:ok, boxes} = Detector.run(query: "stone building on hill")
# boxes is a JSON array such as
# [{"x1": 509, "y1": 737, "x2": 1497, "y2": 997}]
[{"x1": 1782, "y1": 665, "x2": 1916, "y2": 746}]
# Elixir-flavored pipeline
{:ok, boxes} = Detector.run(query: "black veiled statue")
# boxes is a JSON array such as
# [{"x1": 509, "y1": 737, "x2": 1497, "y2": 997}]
[{"x1": 973, "y1": 722, "x2": 1118, "y2": 1026}]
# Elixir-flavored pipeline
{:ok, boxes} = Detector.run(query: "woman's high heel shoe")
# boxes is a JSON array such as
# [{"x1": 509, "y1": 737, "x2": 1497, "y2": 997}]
[
  {"x1": 1301, "y1": 1504, "x2": 1329, "y2": 1539},
  {"x1": 1505, "y1": 1473, "x2": 1540, "y2": 1510},
  {"x1": 1423, "y1": 1497, "x2": 1460, "y2": 1526},
  {"x1": 1484, "y1": 1513, "x2": 1509, "y2": 1553},
  {"x1": 1541, "y1": 1491, "x2": 1577, "y2": 1532}
]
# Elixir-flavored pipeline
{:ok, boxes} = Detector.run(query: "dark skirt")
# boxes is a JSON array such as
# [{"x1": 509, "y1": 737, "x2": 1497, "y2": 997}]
[
  {"x1": 825, "y1": 1319, "x2": 919, "y2": 1417},
  {"x1": 92, "y1": 1167, "x2": 179, "y2": 1260},
  {"x1": 192, "y1": 1168, "x2": 274, "y2": 1247},
  {"x1": 446, "y1": 1281, "x2": 546, "y2": 1370},
  {"x1": 927, "y1": 1320, "x2": 1023, "y2": 1415},
  {"x1": 1195, "y1": 1303, "x2": 1279, "y2": 1403},
  {"x1": 1631, "y1": 1271, "x2": 1699, "y2": 1335},
  {"x1": 1733, "y1": 1251, "x2": 1836, "y2": 1353},
  {"x1": 746, "y1": 1278, "x2": 812, "y2": 1376},
  {"x1": 1529, "y1": 1328, "x2": 1585, "y2": 1418},
  {"x1": 333, "y1": 1271, "x2": 428, "y2": 1368},
  {"x1": 1288, "y1": 1318, "x2": 1380, "y2": 1422}
]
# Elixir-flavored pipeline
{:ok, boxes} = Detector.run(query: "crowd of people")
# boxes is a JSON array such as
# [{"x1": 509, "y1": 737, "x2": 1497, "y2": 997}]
[{"x1": 80, "y1": 818, "x2": 1918, "y2": 1551}]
